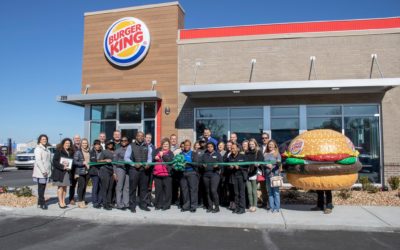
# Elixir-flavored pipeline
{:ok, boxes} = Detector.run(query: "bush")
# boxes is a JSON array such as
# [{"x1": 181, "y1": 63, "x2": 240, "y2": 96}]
[
  {"x1": 338, "y1": 189, "x2": 352, "y2": 199},
  {"x1": 359, "y1": 176, "x2": 370, "y2": 191},
  {"x1": 0, "y1": 186, "x2": 8, "y2": 194},
  {"x1": 366, "y1": 185, "x2": 380, "y2": 193},
  {"x1": 15, "y1": 186, "x2": 33, "y2": 197},
  {"x1": 388, "y1": 176, "x2": 400, "y2": 190}
]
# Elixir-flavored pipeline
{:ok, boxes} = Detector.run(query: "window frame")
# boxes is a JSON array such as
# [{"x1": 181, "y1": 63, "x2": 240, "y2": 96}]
[
  {"x1": 89, "y1": 101, "x2": 157, "y2": 143},
  {"x1": 194, "y1": 106, "x2": 263, "y2": 141}
]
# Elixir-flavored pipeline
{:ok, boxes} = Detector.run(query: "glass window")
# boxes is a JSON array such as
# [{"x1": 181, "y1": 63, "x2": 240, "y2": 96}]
[
  {"x1": 119, "y1": 103, "x2": 141, "y2": 124},
  {"x1": 344, "y1": 105, "x2": 379, "y2": 116},
  {"x1": 196, "y1": 119, "x2": 228, "y2": 142},
  {"x1": 144, "y1": 102, "x2": 156, "y2": 119},
  {"x1": 230, "y1": 108, "x2": 262, "y2": 118},
  {"x1": 91, "y1": 105, "x2": 116, "y2": 120},
  {"x1": 231, "y1": 118, "x2": 263, "y2": 142},
  {"x1": 307, "y1": 106, "x2": 341, "y2": 116},
  {"x1": 144, "y1": 120, "x2": 155, "y2": 145},
  {"x1": 307, "y1": 117, "x2": 342, "y2": 132},
  {"x1": 90, "y1": 121, "x2": 116, "y2": 142},
  {"x1": 196, "y1": 108, "x2": 228, "y2": 118},
  {"x1": 345, "y1": 116, "x2": 381, "y2": 183},
  {"x1": 121, "y1": 129, "x2": 138, "y2": 142},
  {"x1": 271, "y1": 107, "x2": 298, "y2": 117},
  {"x1": 272, "y1": 130, "x2": 300, "y2": 149},
  {"x1": 271, "y1": 106, "x2": 299, "y2": 153},
  {"x1": 271, "y1": 118, "x2": 299, "y2": 130}
]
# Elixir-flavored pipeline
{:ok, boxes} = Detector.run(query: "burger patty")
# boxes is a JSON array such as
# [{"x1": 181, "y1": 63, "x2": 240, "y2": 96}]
[{"x1": 284, "y1": 161, "x2": 362, "y2": 175}]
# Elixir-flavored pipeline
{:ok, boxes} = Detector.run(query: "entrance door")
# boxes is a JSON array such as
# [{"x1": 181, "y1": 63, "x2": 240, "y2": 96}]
[{"x1": 118, "y1": 125, "x2": 142, "y2": 142}]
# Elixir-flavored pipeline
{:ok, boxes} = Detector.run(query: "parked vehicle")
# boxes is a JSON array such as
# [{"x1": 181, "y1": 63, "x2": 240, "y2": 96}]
[
  {"x1": 15, "y1": 147, "x2": 55, "y2": 170},
  {"x1": 0, "y1": 151, "x2": 9, "y2": 172}
]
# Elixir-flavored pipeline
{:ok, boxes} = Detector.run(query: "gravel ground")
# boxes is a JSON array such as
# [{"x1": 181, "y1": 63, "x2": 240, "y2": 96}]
[
  {"x1": 0, "y1": 193, "x2": 37, "y2": 207},
  {"x1": 280, "y1": 189, "x2": 400, "y2": 206}
]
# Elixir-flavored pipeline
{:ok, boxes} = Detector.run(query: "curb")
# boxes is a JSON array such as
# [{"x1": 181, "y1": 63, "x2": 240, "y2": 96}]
[{"x1": 1, "y1": 206, "x2": 398, "y2": 233}]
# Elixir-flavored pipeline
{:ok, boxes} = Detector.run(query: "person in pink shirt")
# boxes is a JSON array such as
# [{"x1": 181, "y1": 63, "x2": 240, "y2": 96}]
[{"x1": 152, "y1": 138, "x2": 174, "y2": 210}]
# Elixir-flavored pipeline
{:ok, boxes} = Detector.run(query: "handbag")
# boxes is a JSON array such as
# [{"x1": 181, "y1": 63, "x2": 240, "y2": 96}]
[
  {"x1": 270, "y1": 175, "x2": 283, "y2": 188},
  {"x1": 256, "y1": 169, "x2": 265, "y2": 182}
]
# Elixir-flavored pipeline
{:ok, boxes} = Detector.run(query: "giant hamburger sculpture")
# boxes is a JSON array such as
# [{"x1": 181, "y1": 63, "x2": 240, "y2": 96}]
[{"x1": 283, "y1": 129, "x2": 361, "y2": 190}]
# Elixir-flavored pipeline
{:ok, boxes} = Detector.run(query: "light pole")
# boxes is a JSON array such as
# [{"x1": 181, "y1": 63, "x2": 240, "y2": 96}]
[{"x1": 59, "y1": 133, "x2": 63, "y2": 142}]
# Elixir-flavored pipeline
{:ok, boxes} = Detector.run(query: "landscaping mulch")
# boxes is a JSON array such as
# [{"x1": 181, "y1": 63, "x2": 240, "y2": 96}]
[
  {"x1": 280, "y1": 189, "x2": 400, "y2": 206},
  {"x1": 0, "y1": 193, "x2": 37, "y2": 208},
  {"x1": 333, "y1": 190, "x2": 400, "y2": 206}
]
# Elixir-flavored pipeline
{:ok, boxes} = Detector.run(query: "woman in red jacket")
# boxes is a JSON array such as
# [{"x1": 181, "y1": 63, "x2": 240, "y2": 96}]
[{"x1": 153, "y1": 138, "x2": 174, "y2": 210}]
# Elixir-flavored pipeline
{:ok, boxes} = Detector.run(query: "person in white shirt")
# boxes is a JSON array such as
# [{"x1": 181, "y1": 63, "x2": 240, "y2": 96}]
[
  {"x1": 99, "y1": 132, "x2": 106, "y2": 150},
  {"x1": 261, "y1": 132, "x2": 270, "y2": 155}
]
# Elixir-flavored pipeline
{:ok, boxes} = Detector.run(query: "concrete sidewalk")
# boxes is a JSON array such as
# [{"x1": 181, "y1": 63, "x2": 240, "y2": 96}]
[{"x1": 1, "y1": 185, "x2": 399, "y2": 232}]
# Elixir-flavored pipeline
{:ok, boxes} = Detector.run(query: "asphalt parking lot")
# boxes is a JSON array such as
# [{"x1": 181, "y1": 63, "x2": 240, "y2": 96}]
[
  {"x1": 0, "y1": 214, "x2": 399, "y2": 250},
  {"x1": 0, "y1": 167, "x2": 34, "y2": 187}
]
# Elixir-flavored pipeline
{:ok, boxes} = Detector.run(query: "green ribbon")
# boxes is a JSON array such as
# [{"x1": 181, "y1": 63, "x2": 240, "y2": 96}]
[{"x1": 89, "y1": 154, "x2": 276, "y2": 171}]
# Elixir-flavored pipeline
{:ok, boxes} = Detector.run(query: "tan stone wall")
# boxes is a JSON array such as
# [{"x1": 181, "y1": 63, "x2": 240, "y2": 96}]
[
  {"x1": 179, "y1": 33, "x2": 400, "y2": 84},
  {"x1": 382, "y1": 86, "x2": 400, "y2": 182}
]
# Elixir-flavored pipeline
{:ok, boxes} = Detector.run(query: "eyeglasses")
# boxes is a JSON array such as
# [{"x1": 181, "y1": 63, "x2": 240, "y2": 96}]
[{"x1": 262, "y1": 137, "x2": 269, "y2": 140}]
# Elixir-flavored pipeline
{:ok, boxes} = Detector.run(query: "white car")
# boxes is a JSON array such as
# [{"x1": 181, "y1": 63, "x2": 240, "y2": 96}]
[{"x1": 15, "y1": 147, "x2": 56, "y2": 169}]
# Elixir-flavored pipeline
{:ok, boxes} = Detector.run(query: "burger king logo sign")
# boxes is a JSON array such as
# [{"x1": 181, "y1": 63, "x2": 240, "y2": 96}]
[
  {"x1": 104, "y1": 17, "x2": 150, "y2": 67},
  {"x1": 289, "y1": 139, "x2": 304, "y2": 155}
]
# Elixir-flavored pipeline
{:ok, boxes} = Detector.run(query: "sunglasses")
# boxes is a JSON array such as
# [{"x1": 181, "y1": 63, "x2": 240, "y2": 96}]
[{"x1": 262, "y1": 137, "x2": 269, "y2": 139}]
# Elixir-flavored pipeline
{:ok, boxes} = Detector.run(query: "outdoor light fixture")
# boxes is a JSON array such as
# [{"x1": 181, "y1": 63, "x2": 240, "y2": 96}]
[
  {"x1": 370, "y1": 53, "x2": 384, "y2": 79},
  {"x1": 164, "y1": 106, "x2": 171, "y2": 115},
  {"x1": 84, "y1": 84, "x2": 91, "y2": 94},
  {"x1": 249, "y1": 59, "x2": 256, "y2": 82},
  {"x1": 308, "y1": 56, "x2": 317, "y2": 80},
  {"x1": 331, "y1": 87, "x2": 340, "y2": 91},
  {"x1": 193, "y1": 61, "x2": 202, "y2": 85},
  {"x1": 233, "y1": 90, "x2": 241, "y2": 94},
  {"x1": 151, "y1": 80, "x2": 157, "y2": 90}
]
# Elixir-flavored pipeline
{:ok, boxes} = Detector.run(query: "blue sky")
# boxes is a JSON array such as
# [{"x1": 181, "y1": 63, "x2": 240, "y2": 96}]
[{"x1": 0, "y1": 0, "x2": 399, "y2": 144}]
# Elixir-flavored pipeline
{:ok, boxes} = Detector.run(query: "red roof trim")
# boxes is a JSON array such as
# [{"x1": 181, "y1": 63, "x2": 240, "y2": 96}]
[{"x1": 179, "y1": 17, "x2": 400, "y2": 40}]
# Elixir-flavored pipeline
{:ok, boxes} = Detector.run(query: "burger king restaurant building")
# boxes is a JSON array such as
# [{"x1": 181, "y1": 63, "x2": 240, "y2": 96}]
[{"x1": 57, "y1": 2, "x2": 400, "y2": 185}]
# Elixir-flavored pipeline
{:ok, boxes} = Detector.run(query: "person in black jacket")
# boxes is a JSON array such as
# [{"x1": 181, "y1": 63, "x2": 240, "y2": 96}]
[
  {"x1": 98, "y1": 140, "x2": 115, "y2": 210},
  {"x1": 179, "y1": 140, "x2": 199, "y2": 213},
  {"x1": 89, "y1": 140, "x2": 103, "y2": 208},
  {"x1": 201, "y1": 142, "x2": 222, "y2": 213},
  {"x1": 113, "y1": 136, "x2": 129, "y2": 210},
  {"x1": 73, "y1": 138, "x2": 91, "y2": 209},
  {"x1": 52, "y1": 138, "x2": 74, "y2": 209},
  {"x1": 245, "y1": 138, "x2": 264, "y2": 212},
  {"x1": 69, "y1": 134, "x2": 81, "y2": 206},
  {"x1": 192, "y1": 140, "x2": 206, "y2": 208},
  {"x1": 223, "y1": 141, "x2": 235, "y2": 210},
  {"x1": 124, "y1": 131, "x2": 151, "y2": 213},
  {"x1": 144, "y1": 133, "x2": 156, "y2": 207},
  {"x1": 227, "y1": 143, "x2": 248, "y2": 214}
]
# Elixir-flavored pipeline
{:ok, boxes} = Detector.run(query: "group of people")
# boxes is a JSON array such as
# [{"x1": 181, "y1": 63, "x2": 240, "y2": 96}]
[{"x1": 32, "y1": 128, "x2": 333, "y2": 214}]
